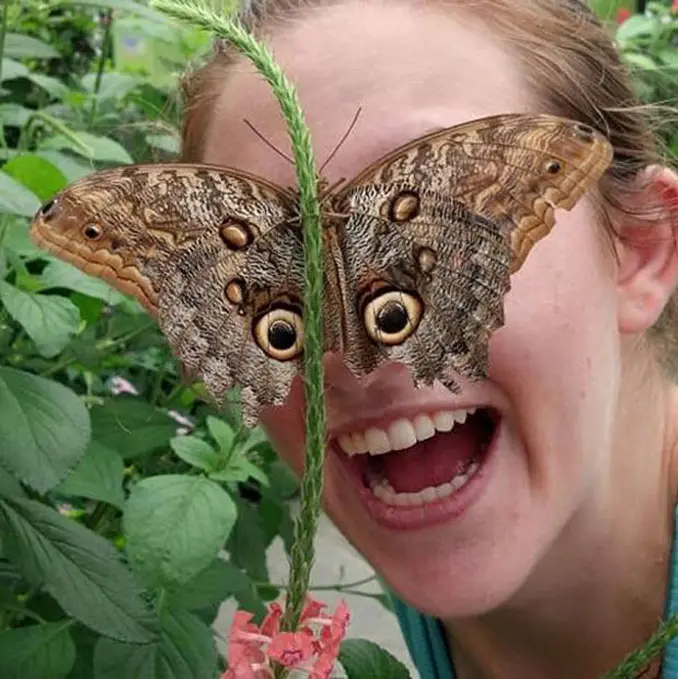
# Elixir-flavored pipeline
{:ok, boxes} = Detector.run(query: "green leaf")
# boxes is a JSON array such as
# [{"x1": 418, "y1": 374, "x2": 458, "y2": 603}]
[
  {"x1": 40, "y1": 260, "x2": 127, "y2": 305},
  {"x1": 1, "y1": 57, "x2": 29, "y2": 80},
  {"x1": 616, "y1": 14, "x2": 656, "y2": 42},
  {"x1": 339, "y1": 639, "x2": 412, "y2": 679},
  {"x1": 0, "y1": 496, "x2": 154, "y2": 642},
  {"x1": 169, "y1": 435, "x2": 220, "y2": 472},
  {"x1": 124, "y1": 474, "x2": 237, "y2": 587},
  {"x1": 4, "y1": 33, "x2": 60, "y2": 59},
  {"x1": 623, "y1": 51, "x2": 660, "y2": 71},
  {"x1": 2, "y1": 217, "x2": 45, "y2": 258},
  {"x1": 0, "y1": 621, "x2": 77, "y2": 679},
  {"x1": 81, "y1": 72, "x2": 142, "y2": 100},
  {"x1": 27, "y1": 73, "x2": 70, "y2": 100},
  {"x1": 2, "y1": 154, "x2": 67, "y2": 202},
  {"x1": 0, "y1": 170, "x2": 40, "y2": 216},
  {"x1": 226, "y1": 499, "x2": 269, "y2": 582},
  {"x1": 166, "y1": 557, "x2": 260, "y2": 612},
  {"x1": 0, "y1": 102, "x2": 33, "y2": 126},
  {"x1": 59, "y1": 0, "x2": 173, "y2": 22},
  {"x1": 0, "y1": 466, "x2": 26, "y2": 499},
  {"x1": 0, "y1": 282, "x2": 81, "y2": 357},
  {"x1": 90, "y1": 398, "x2": 178, "y2": 459},
  {"x1": 39, "y1": 131, "x2": 133, "y2": 164},
  {"x1": 206, "y1": 416, "x2": 235, "y2": 453},
  {"x1": 36, "y1": 151, "x2": 93, "y2": 183},
  {"x1": 93, "y1": 605, "x2": 219, "y2": 679},
  {"x1": 0, "y1": 367, "x2": 90, "y2": 493},
  {"x1": 145, "y1": 134, "x2": 179, "y2": 155},
  {"x1": 55, "y1": 441, "x2": 125, "y2": 509},
  {"x1": 209, "y1": 457, "x2": 269, "y2": 486}
]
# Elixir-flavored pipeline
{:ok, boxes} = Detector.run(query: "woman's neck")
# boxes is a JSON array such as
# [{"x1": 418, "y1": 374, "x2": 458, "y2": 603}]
[{"x1": 444, "y1": 367, "x2": 678, "y2": 679}]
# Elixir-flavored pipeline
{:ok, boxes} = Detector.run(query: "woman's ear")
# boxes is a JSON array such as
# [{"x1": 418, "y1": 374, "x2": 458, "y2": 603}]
[{"x1": 616, "y1": 165, "x2": 678, "y2": 335}]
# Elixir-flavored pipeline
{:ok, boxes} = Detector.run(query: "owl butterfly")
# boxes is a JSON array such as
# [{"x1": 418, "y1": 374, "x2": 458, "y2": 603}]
[{"x1": 30, "y1": 113, "x2": 612, "y2": 426}]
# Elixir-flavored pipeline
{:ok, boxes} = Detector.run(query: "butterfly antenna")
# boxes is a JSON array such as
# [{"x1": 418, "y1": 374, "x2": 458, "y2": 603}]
[
  {"x1": 243, "y1": 118, "x2": 294, "y2": 164},
  {"x1": 318, "y1": 107, "x2": 363, "y2": 176}
]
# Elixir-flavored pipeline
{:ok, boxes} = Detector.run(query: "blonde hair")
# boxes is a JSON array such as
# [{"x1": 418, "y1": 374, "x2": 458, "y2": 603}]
[{"x1": 179, "y1": 0, "x2": 678, "y2": 371}]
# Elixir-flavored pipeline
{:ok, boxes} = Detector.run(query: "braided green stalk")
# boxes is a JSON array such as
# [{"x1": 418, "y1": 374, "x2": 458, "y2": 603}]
[
  {"x1": 151, "y1": 0, "x2": 326, "y2": 634},
  {"x1": 604, "y1": 613, "x2": 678, "y2": 679}
]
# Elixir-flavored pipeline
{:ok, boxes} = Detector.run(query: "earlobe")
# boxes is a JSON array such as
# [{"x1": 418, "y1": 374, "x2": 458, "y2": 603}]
[{"x1": 617, "y1": 165, "x2": 678, "y2": 335}]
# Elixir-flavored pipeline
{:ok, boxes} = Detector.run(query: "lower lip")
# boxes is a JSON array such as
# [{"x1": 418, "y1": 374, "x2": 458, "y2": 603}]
[{"x1": 330, "y1": 421, "x2": 499, "y2": 530}]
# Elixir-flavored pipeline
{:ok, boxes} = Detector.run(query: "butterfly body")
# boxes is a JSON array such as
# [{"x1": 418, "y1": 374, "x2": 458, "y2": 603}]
[{"x1": 30, "y1": 113, "x2": 613, "y2": 425}]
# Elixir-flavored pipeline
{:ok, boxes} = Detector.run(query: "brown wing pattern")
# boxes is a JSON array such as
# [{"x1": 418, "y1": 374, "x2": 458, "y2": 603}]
[
  {"x1": 331, "y1": 114, "x2": 613, "y2": 391},
  {"x1": 30, "y1": 163, "x2": 306, "y2": 424}
]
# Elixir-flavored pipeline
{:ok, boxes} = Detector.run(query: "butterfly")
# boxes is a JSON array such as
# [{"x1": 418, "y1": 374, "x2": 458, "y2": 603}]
[{"x1": 30, "y1": 113, "x2": 613, "y2": 425}]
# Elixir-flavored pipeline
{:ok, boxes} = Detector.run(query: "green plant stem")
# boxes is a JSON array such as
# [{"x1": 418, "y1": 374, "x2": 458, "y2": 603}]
[
  {"x1": 89, "y1": 10, "x2": 114, "y2": 126},
  {"x1": 0, "y1": 0, "x2": 10, "y2": 85},
  {"x1": 603, "y1": 614, "x2": 678, "y2": 679},
  {"x1": 151, "y1": 0, "x2": 326, "y2": 644}
]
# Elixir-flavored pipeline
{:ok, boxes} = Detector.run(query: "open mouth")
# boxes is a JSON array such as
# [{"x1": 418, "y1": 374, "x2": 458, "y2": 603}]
[{"x1": 332, "y1": 406, "x2": 499, "y2": 513}]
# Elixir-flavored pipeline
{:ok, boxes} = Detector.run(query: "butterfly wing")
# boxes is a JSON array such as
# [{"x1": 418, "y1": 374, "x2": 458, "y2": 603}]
[
  {"x1": 332, "y1": 113, "x2": 613, "y2": 390},
  {"x1": 30, "y1": 163, "x2": 307, "y2": 425}
]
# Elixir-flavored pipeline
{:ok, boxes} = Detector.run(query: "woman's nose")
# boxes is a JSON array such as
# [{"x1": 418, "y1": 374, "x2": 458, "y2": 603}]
[{"x1": 322, "y1": 352, "x2": 415, "y2": 408}]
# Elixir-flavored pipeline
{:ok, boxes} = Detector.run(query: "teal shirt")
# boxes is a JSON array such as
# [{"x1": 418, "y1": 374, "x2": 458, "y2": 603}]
[{"x1": 392, "y1": 507, "x2": 678, "y2": 678}]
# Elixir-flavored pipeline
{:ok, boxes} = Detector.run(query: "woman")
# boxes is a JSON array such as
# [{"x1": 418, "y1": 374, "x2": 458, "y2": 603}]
[{"x1": 180, "y1": 0, "x2": 678, "y2": 676}]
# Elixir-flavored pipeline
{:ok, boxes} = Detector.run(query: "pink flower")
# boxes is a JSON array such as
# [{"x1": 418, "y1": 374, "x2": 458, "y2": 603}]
[
  {"x1": 267, "y1": 631, "x2": 314, "y2": 667},
  {"x1": 221, "y1": 597, "x2": 350, "y2": 677},
  {"x1": 672, "y1": 0, "x2": 677, "y2": 12}
]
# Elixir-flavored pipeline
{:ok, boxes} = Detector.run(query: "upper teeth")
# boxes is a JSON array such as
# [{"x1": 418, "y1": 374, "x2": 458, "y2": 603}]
[{"x1": 337, "y1": 408, "x2": 477, "y2": 456}]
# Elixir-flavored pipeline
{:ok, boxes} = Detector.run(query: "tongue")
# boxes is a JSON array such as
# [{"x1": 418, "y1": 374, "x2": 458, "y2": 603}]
[{"x1": 373, "y1": 418, "x2": 484, "y2": 493}]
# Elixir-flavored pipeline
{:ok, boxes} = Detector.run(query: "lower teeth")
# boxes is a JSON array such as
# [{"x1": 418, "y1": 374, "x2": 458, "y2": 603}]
[{"x1": 366, "y1": 459, "x2": 480, "y2": 506}]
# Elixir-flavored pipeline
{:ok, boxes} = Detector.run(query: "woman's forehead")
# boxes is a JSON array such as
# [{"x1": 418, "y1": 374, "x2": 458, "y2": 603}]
[{"x1": 204, "y1": 1, "x2": 537, "y2": 184}]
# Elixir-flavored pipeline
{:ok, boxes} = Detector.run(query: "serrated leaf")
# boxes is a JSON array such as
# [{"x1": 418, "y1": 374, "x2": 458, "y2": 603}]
[
  {"x1": 206, "y1": 416, "x2": 235, "y2": 453},
  {"x1": 90, "y1": 398, "x2": 178, "y2": 459},
  {"x1": 55, "y1": 441, "x2": 125, "y2": 509},
  {"x1": 0, "y1": 367, "x2": 89, "y2": 493},
  {"x1": 2, "y1": 154, "x2": 67, "y2": 202},
  {"x1": 0, "y1": 170, "x2": 40, "y2": 216},
  {"x1": 0, "y1": 282, "x2": 81, "y2": 357},
  {"x1": 4, "y1": 33, "x2": 60, "y2": 59},
  {"x1": 0, "y1": 621, "x2": 76, "y2": 679},
  {"x1": 169, "y1": 436, "x2": 220, "y2": 472},
  {"x1": 40, "y1": 260, "x2": 127, "y2": 304},
  {"x1": 124, "y1": 475, "x2": 237, "y2": 588},
  {"x1": 39, "y1": 131, "x2": 133, "y2": 164},
  {"x1": 93, "y1": 605, "x2": 219, "y2": 679},
  {"x1": 339, "y1": 639, "x2": 412, "y2": 679},
  {"x1": 0, "y1": 466, "x2": 26, "y2": 499},
  {"x1": 166, "y1": 557, "x2": 258, "y2": 612},
  {"x1": 0, "y1": 496, "x2": 155, "y2": 642}
]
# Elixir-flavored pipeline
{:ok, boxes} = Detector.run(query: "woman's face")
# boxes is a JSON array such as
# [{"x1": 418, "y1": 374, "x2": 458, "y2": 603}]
[{"x1": 203, "y1": 1, "x2": 622, "y2": 617}]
